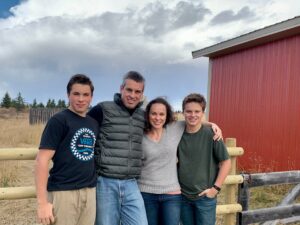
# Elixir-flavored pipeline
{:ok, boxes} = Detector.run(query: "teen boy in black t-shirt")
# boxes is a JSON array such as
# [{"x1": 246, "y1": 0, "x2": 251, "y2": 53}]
[{"x1": 35, "y1": 74, "x2": 98, "y2": 225}]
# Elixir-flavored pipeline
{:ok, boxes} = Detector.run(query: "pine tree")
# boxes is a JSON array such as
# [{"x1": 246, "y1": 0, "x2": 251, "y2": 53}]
[
  {"x1": 61, "y1": 100, "x2": 67, "y2": 108},
  {"x1": 32, "y1": 98, "x2": 37, "y2": 108},
  {"x1": 46, "y1": 99, "x2": 52, "y2": 108},
  {"x1": 57, "y1": 99, "x2": 61, "y2": 108},
  {"x1": 14, "y1": 92, "x2": 26, "y2": 112},
  {"x1": 57, "y1": 99, "x2": 67, "y2": 108},
  {"x1": 50, "y1": 99, "x2": 56, "y2": 108},
  {"x1": 37, "y1": 102, "x2": 45, "y2": 108},
  {"x1": 46, "y1": 99, "x2": 56, "y2": 108},
  {"x1": 1, "y1": 92, "x2": 12, "y2": 108}
]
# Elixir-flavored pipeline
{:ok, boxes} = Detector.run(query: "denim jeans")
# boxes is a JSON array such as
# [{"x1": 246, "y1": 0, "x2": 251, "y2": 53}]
[
  {"x1": 141, "y1": 192, "x2": 181, "y2": 225},
  {"x1": 95, "y1": 176, "x2": 148, "y2": 225},
  {"x1": 180, "y1": 195, "x2": 217, "y2": 225}
]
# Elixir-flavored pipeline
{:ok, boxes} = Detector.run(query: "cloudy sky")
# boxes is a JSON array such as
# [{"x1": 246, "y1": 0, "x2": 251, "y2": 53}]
[{"x1": 1, "y1": 0, "x2": 299, "y2": 110}]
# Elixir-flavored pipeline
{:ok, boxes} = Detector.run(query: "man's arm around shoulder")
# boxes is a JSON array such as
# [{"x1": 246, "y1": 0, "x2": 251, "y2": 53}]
[{"x1": 35, "y1": 149, "x2": 55, "y2": 225}]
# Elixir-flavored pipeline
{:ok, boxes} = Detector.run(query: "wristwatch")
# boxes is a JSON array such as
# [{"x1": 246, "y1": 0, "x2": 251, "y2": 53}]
[{"x1": 213, "y1": 184, "x2": 221, "y2": 192}]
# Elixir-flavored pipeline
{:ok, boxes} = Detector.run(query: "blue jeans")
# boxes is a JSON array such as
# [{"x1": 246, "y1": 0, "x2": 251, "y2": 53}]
[
  {"x1": 141, "y1": 192, "x2": 181, "y2": 225},
  {"x1": 95, "y1": 176, "x2": 148, "y2": 225},
  {"x1": 180, "y1": 195, "x2": 217, "y2": 225}
]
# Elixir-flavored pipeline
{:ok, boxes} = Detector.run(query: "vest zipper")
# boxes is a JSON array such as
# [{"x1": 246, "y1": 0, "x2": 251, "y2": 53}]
[{"x1": 128, "y1": 116, "x2": 133, "y2": 177}]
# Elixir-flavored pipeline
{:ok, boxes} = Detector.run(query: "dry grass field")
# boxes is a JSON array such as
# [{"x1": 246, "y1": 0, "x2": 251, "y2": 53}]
[
  {"x1": 0, "y1": 108, "x2": 44, "y2": 225},
  {"x1": 0, "y1": 108, "x2": 299, "y2": 225}
]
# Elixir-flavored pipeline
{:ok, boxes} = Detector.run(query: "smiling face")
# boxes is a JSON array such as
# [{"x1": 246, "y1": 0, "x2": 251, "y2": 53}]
[
  {"x1": 148, "y1": 103, "x2": 167, "y2": 130},
  {"x1": 68, "y1": 83, "x2": 92, "y2": 116},
  {"x1": 183, "y1": 102, "x2": 204, "y2": 131},
  {"x1": 120, "y1": 79, "x2": 144, "y2": 109}
]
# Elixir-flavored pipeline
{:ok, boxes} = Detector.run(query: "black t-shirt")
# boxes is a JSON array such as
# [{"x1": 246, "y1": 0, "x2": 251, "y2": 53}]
[
  {"x1": 39, "y1": 109, "x2": 99, "y2": 191},
  {"x1": 87, "y1": 104, "x2": 103, "y2": 126}
]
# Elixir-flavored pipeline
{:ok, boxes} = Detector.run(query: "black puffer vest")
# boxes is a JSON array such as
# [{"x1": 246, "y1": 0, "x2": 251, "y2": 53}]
[{"x1": 95, "y1": 94, "x2": 145, "y2": 179}]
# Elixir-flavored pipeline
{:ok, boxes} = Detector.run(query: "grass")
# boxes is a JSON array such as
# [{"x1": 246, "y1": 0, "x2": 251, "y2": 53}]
[
  {"x1": 247, "y1": 185, "x2": 300, "y2": 225},
  {"x1": 0, "y1": 108, "x2": 44, "y2": 187},
  {"x1": 0, "y1": 109, "x2": 44, "y2": 148},
  {"x1": 0, "y1": 162, "x2": 19, "y2": 187},
  {"x1": 0, "y1": 108, "x2": 43, "y2": 225},
  {"x1": 251, "y1": 184, "x2": 293, "y2": 209}
]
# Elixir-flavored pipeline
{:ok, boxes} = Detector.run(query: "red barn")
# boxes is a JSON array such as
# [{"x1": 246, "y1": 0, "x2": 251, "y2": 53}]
[{"x1": 192, "y1": 17, "x2": 300, "y2": 172}]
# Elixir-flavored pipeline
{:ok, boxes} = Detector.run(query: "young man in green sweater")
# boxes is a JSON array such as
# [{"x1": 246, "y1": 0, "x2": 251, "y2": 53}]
[{"x1": 178, "y1": 93, "x2": 231, "y2": 225}]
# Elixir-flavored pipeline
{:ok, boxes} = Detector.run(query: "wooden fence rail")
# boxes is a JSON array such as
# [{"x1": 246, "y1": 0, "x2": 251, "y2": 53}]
[
  {"x1": 243, "y1": 171, "x2": 300, "y2": 187},
  {"x1": 238, "y1": 171, "x2": 300, "y2": 225},
  {"x1": 239, "y1": 204, "x2": 300, "y2": 224},
  {"x1": 0, "y1": 148, "x2": 37, "y2": 160},
  {"x1": 0, "y1": 178, "x2": 244, "y2": 199},
  {"x1": 0, "y1": 186, "x2": 36, "y2": 200}
]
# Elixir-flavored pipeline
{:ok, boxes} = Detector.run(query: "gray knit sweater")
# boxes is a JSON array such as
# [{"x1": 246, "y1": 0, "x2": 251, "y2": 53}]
[{"x1": 138, "y1": 121, "x2": 185, "y2": 194}]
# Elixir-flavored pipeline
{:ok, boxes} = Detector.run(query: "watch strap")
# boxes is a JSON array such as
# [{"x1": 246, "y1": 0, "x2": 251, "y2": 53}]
[{"x1": 213, "y1": 184, "x2": 221, "y2": 192}]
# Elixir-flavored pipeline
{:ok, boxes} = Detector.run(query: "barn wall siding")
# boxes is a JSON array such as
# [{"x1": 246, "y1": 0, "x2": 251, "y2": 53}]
[{"x1": 209, "y1": 35, "x2": 300, "y2": 171}]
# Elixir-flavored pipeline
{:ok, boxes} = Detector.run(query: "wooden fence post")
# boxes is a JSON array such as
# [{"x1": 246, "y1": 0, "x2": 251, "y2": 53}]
[
  {"x1": 225, "y1": 138, "x2": 238, "y2": 225},
  {"x1": 237, "y1": 177, "x2": 250, "y2": 225},
  {"x1": 238, "y1": 179, "x2": 250, "y2": 211},
  {"x1": 29, "y1": 108, "x2": 64, "y2": 124}
]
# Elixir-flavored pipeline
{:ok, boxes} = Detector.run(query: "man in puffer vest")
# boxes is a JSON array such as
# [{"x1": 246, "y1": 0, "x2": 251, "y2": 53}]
[{"x1": 88, "y1": 71, "x2": 148, "y2": 225}]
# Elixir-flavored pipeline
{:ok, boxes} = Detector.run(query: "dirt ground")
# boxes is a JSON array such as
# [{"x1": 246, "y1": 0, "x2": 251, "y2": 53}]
[{"x1": 0, "y1": 160, "x2": 39, "y2": 225}]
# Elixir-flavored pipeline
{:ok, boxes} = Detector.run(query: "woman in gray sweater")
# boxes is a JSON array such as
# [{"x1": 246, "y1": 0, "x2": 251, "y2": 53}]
[
  {"x1": 138, "y1": 97, "x2": 184, "y2": 225},
  {"x1": 138, "y1": 97, "x2": 222, "y2": 225}
]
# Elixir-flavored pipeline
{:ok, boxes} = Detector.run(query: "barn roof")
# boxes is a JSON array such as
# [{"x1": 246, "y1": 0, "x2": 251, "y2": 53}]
[{"x1": 192, "y1": 16, "x2": 300, "y2": 58}]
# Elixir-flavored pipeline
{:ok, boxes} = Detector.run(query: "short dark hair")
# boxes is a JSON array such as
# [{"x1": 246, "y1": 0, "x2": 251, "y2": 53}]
[
  {"x1": 67, "y1": 74, "x2": 94, "y2": 95},
  {"x1": 121, "y1": 71, "x2": 145, "y2": 89},
  {"x1": 182, "y1": 93, "x2": 206, "y2": 112},
  {"x1": 144, "y1": 97, "x2": 174, "y2": 132}
]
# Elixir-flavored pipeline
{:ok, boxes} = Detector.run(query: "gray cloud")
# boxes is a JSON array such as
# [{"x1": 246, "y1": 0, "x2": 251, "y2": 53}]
[
  {"x1": 140, "y1": 1, "x2": 211, "y2": 37},
  {"x1": 210, "y1": 6, "x2": 256, "y2": 25},
  {"x1": 172, "y1": 1, "x2": 211, "y2": 28},
  {"x1": 210, "y1": 35, "x2": 225, "y2": 43},
  {"x1": 86, "y1": 11, "x2": 139, "y2": 36},
  {"x1": 140, "y1": 2, "x2": 170, "y2": 37},
  {"x1": 183, "y1": 42, "x2": 196, "y2": 52}
]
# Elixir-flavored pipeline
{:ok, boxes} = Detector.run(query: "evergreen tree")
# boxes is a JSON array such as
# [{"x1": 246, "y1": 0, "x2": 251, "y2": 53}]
[
  {"x1": 14, "y1": 92, "x2": 25, "y2": 112},
  {"x1": 1, "y1": 92, "x2": 12, "y2": 108},
  {"x1": 46, "y1": 99, "x2": 52, "y2": 108},
  {"x1": 61, "y1": 100, "x2": 67, "y2": 108},
  {"x1": 46, "y1": 99, "x2": 56, "y2": 108},
  {"x1": 51, "y1": 99, "x2": 56, "y2": 108},
  {"x1": 32, "y1": 98, "x2": 37, "y2": 108},
  {"x1": 37, "y1": 102, "x2": 45, "y2": 108},
  {"x1": 57, "y1": 99, "x2": 67, "y2": 108},
  {"x1": 57, "y1": 99, "x2": 61, "y2": 108},
  {"x1": 11, "y1": 99, "x2": 16, "y2": 108}
]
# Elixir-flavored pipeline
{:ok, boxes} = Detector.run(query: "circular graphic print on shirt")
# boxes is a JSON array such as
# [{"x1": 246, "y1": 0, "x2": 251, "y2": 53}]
[{"x1": 70, "y1": 128, "x2": 96, "y2": 161}]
